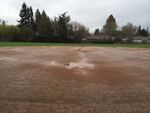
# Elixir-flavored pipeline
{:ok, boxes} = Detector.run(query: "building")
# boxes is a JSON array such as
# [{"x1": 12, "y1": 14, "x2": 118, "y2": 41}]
[
  {"x1": 132, "y1": 37, "x2": 150, "y2": 44},
  {"x1": 85, "y1": 35, "x2": 115, "y2": 41}
]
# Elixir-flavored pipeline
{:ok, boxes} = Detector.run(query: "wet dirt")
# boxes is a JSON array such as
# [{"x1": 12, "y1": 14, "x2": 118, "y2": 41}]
[{"x1": 0, "y1": 46, "x2": 150, "y2": 113}]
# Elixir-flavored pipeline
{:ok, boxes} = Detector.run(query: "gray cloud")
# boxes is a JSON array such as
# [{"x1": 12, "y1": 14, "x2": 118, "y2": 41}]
[{"x1": 0, "y1": 0, "x2": 150, "y2": 31}]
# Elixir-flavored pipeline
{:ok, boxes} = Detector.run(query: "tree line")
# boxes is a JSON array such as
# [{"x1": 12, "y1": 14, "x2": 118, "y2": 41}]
[
  {"x1": 0, "y1": 3, "x2": 149, "y2": 43},
  {"x1": 94, "y1": 14, "x2": 149, "y2": 42},
  {"x1": 0, "y1": 3, "x2": 89, "y2": 42}
]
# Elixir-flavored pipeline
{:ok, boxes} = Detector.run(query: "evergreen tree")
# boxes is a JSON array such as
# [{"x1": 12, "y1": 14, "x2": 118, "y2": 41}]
[
  {"x1": 18, "y1": 3, "x2": 35, "y2": 31},
  {"x1": 29, "y1": 7, "x2": 36, "y2": 31},
  {"x1": 136, "y1": 25, "x2": 148, "y2": 36},
  {"x1": 2, "y1": 20, "x2": 6, "y2": 26},
  {"x1": 136, "y1": 25, "x2": 141, "y2": 36},
  {"x1": 53, "y1": 17, "x2": 59, "y2": 34},
  {"x1": 141, "y1": 28, "x2": 148, "y2": 36},
  {"x1": 35, "y1": 10, "x2": 53, "y2": 35},
  {"x1": 46, "y1": 17, "x2": 54, "y2": 34},
  {"x1": 35, "y1": 9, "x2": 41, "y2": 33},
  {"x1": 40, "y1": 11, "x2": 48, "y2": 34},
  {"x1": 18, "y1": 3, "x2": 30, "y2": 28},
  {"x1": 94, "y1": 29, "x2": 100, "y2": 35},
  {"x1": 57, "y1": 12, "x2": 71, "y2": 38},
  {"x1": 103, "y1": 14, "x2": 117, "y2": 37}
]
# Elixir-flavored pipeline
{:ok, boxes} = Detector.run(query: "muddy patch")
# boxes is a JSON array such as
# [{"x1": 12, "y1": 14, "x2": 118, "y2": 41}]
[
  {"x1": 0, "y1": 47, "x2": 150, "y2": 113},
  {"x1": 64, "y1": 62, "x2": 94, "y2": 69}
]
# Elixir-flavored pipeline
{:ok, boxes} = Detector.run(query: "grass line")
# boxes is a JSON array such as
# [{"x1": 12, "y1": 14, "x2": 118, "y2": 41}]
[{"x1": 0, "y1": 42, "x2": 150, "y2": 48}]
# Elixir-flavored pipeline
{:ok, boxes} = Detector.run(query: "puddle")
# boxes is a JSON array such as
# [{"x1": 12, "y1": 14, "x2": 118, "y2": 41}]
[
  {"x1": 0, "y1": 57, "x2": 17, "y2": 62},
  {"x1": 64, "y1": 62, "x2": 94, "y2": 69},
  {"x1": 43, "y1": 60, "x2": 95, "y2": 70}
]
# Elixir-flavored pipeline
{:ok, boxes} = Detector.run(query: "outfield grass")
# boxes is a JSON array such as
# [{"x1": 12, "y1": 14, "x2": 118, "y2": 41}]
[{"x1": 0, "y1": 42, "x2": 150, "y2": 48}]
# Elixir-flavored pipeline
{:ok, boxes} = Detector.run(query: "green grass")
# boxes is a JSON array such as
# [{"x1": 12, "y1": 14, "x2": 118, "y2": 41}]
[{"x1": 0, "y1": 42, "x2": 150, "y2": 48}]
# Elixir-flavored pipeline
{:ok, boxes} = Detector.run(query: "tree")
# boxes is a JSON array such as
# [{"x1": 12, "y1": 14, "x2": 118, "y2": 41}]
[
  {"x1": 71, "y1": 21, "x2": 89, "y2": 41},
  {"x1": 53, "y1": 17, "x2": 59, "y2": 34},
  {"x1": 18, "y1": 3, "x2": 30, "y2": 28},
  {"x1": 18, "y1": 3, "x2": 35, "y2": 32},
  {"x1": 35, "y1": 10, "x2": 53, "y2": 35},
  {"x1": 94, "y1": 29, "x2": 100, "y2": 35},
  {"x1": 121, "y1": 23, "x2": 137, "y2": 38},
  {"x1": 136, "y1": 25, "x2": 148, "y2": 37},
  {"x1": 103, "y1": 14, "x2": 117, "y2": 37},
  {"x1": 29, "y1": 7, "x2": 36, "y2": 31},
  {"x1": 41, "y1": 11, "x2": 53, "y2": 34},
  {"x1": 136, "y1": 25, "x2": 141, "y2": 36},
  {"x1": 1, "y1": 20, "x2": 7, "y2": 26},
  {"x1": 57, "y1": 12, "x2": 71, "y2": 39},
  {"x1": 35, "y1": 9, "x2": 41, "y2": 33},
  {"x1": 140, "y1": 28, "x2": 148, "y2": 36},
  {"x1": 0, "y1": 25, "x2": 20, "y2": 41}
]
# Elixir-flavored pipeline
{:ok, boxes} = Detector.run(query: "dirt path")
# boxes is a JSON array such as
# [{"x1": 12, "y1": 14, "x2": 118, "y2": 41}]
[{"x1": 0, "y1": 47, "x2": 150, "y2": 113}]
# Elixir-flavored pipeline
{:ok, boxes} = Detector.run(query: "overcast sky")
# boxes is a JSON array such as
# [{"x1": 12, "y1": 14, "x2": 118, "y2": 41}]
[{"x1": 0, "y1": 0, "x2": 150, "y2": 32}]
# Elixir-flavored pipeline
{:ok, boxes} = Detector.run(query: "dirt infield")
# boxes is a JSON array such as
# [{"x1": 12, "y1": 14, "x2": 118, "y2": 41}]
[{"x1": 0, "y1": 46, "x2": 150, "y2": 113}]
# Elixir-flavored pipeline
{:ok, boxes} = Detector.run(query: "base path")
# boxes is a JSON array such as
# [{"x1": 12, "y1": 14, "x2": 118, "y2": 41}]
[{"x1": 0, "y1": 46, "x2": 150, "y2": 113}]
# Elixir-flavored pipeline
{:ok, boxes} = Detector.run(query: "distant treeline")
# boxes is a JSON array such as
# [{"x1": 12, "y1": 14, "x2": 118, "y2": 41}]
[
  {"x1": 0, "y1": 2, "x2": 149, "y2": 43},
  {"x1": 0, "y1": 3, "x2": 89, "y2": 42},
  {"x1": 93, "y1": 15, "x2": 149, "y2": 40}
]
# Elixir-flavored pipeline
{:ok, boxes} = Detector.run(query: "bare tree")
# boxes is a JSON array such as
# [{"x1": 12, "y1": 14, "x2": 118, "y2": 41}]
[{"x1": 71, "y1": 21, "x2": 89, "y2": 41}]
